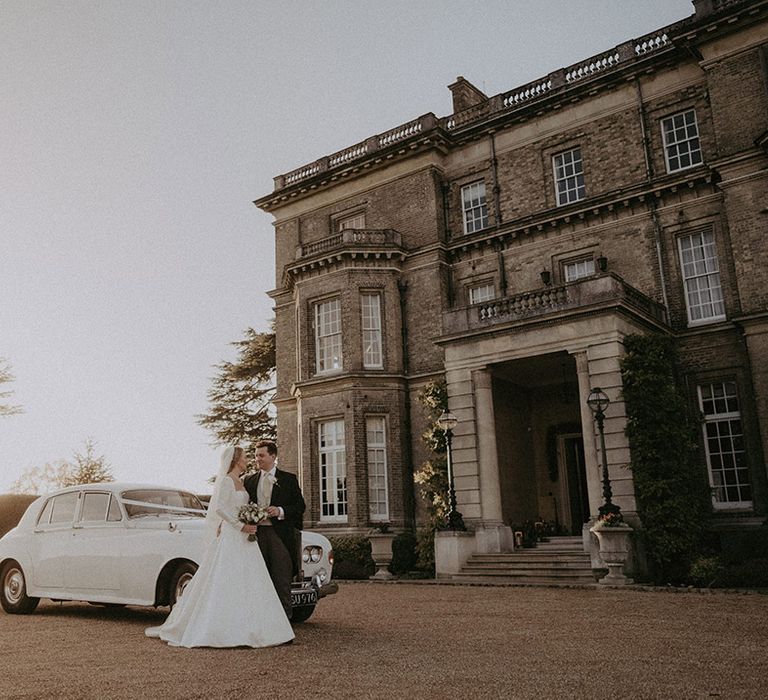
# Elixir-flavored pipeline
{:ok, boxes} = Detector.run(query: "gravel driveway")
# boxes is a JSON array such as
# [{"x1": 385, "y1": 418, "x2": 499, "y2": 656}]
[{"x1": 1, "y1": 581, "x2": 767, "y2": 699}]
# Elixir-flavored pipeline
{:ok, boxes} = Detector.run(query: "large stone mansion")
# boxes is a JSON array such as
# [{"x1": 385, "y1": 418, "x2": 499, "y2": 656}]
[{"x1": 255, "y1": 0, "x2": 768, "y2": 573}]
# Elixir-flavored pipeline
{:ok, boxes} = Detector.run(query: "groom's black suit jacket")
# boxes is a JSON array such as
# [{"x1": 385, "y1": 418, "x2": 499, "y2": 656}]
[{"x1": 244, "y1": 468, "x2": 305, "y2": 576}]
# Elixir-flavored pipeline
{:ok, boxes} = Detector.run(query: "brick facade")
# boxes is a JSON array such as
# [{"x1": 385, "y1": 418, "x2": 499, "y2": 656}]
[{"x1": 257, "y1": 0, "x2": 768, "y2": 539}]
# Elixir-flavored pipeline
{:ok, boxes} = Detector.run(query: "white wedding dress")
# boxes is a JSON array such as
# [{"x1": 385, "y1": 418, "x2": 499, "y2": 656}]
[{"x1": 145, "y1": 477, "x2": 294, "y2": 648}]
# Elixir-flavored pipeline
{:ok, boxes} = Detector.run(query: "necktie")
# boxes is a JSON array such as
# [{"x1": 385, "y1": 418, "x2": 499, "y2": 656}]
[{"x1": 258, "y1": 473, "x2": 272, "y2": 507}]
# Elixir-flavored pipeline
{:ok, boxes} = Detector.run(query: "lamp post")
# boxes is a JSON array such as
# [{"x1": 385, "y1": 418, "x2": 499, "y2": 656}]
[
  {"x1": 586, "y1": 387, "x2": 621, "y2": 518},
  {"x1": 437, "y1": 410, "x2": 466, "y2": 531}
]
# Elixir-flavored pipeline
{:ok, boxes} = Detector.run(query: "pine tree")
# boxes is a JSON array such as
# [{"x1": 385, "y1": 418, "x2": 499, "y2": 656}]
[
  {"x1": 11, "y1": 438, "x2": 113, "y2": 494},
  {"x1": 197, "y1": 326, "x2": 277, "y2": 446},
  {"x1": 59, "y1": 438, "x2": 114, "y2": 486}
]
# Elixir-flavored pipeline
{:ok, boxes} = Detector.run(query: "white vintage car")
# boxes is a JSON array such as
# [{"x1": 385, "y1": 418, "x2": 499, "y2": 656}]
[{"x1": 0, "y1": 482, "x2": 336, "y2": 623}]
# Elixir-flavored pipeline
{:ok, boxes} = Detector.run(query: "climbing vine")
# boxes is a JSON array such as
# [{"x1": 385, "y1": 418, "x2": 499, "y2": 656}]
[
  {"x1": 620, "y1": 334, "x2": 711, "y2": 583},
  {"x1": 412, "y1": 380, "x2": 450, "y2": 571}
]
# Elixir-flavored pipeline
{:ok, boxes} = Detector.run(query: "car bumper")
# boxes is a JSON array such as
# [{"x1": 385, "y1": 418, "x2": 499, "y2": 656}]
[{"x1": 318, "y1": 581, "x2": 338, "y2": 598}]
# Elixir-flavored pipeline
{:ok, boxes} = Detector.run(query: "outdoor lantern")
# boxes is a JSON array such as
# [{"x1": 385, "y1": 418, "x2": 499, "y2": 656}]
[
  {"x1": 587, "y1": 387, "x2": 610, "y2": 415},
  {"x1": 437, "y1": 411, "x2": 465, "y2": 531},
  {"x1": 586, "y1": 387, "x2": 621, "y2": 518},
  {"x1": 437, "y1": 411, "x2": 458, "y2": 432}
]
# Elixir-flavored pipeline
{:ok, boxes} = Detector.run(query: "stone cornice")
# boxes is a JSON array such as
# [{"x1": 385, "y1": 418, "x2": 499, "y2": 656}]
[
  {"x1": 445, "y1": 169, "x2": 720, "y2": 260},
  {"x1": 254, "y1": 1, "x2": 766, "y2": 212}
]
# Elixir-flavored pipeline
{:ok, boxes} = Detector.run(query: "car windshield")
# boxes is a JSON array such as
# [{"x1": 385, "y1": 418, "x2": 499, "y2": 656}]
[{"x1": 121, "y1": 489, "x2": 205, "y2": 519}]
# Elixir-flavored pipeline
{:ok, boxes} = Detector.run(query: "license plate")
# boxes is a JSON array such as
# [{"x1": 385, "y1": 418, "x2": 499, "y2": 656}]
[{"x1": 291, "y1": 589, "x2": 318, "y2": 607}]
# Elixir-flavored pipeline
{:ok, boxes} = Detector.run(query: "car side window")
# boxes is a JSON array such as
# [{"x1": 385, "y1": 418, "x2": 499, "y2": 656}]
[
  {"x1": 107, "y1": 495, "x2": 123, "y2": 522},
  {"x1": 37, "y1": 498, "x2": 54, "y2": 526},
  {"x1": 80, "y1": 492, "x2": 110, "y2": 522},
  {"x1": 49, "y1": 492, "x2": 79, "y2": 525}
]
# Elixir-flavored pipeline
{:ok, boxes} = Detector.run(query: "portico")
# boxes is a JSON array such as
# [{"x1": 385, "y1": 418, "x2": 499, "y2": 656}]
[{"x1": 435, "y1": 273, "x2": 667, "y2": 572}]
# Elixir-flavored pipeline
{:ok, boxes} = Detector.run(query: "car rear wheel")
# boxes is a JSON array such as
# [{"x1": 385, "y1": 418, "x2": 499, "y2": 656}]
[
  {"x1": 168, "y1": 562, "x2": 197, "y2": 608},
  {"x1": 1, "y1": 561, "x2": 40, "y2": 615}
]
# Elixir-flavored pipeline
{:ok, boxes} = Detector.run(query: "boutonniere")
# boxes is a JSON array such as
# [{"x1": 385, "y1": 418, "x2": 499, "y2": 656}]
[{"x1": 268, "y1": 473, "x2": 278, "y2": 487}]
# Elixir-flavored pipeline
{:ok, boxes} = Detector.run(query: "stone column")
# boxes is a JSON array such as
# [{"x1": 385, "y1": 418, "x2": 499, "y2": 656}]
[
  {"x1": 573, "y1": 342, "x2": 638, "y2": 567},
  {"x1": 472, "y1": 368, "x2": 513, "y2": 553},
  {"x1": 573, "y1": 351, "x2": 602, "y2": 520}
]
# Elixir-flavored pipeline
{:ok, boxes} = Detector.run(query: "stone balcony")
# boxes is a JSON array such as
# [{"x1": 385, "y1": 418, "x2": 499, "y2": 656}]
[
  {"x1": 295, "y1": 228, "x2": 402, "y2": 260},
  {"x1": 285, "y1": 229, "x2": 405, "y2": 283},
  {"x1": 442, "y1": 273, "x2": 668, "y2": 337}
]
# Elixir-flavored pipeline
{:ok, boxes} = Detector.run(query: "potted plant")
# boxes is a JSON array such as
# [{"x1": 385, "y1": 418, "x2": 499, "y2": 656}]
[
  {"x1": 590, "y1": 512, "x2": 633, "y2": 585},
  {"x1": 368, "y1": 524, "x2": 395, "y2": 580}
]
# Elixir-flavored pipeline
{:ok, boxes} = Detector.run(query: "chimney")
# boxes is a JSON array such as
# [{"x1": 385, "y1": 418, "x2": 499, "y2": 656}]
[{"x1": 448, "y1": 76, "x2": 488, "y2": 113}]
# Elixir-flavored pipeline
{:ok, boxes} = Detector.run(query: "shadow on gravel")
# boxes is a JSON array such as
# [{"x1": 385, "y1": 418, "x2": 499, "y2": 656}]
[{"x1": 35, "y1": 602, "x2": 168, "y2": 623}]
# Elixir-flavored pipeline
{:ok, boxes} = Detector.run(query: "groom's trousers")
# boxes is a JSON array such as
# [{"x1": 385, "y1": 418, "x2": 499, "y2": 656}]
[{"x1": 256, "y1": 525, "x2": 293, "y2": 620}]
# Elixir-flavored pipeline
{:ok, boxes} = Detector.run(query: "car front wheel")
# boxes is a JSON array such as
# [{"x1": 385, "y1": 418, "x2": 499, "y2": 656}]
[
  {"x1": 1, "y1": 561, "x2": 40, "y2": 615},
  {"x1": 168, "y1": 562, "x2": 197, "y2": 608}
]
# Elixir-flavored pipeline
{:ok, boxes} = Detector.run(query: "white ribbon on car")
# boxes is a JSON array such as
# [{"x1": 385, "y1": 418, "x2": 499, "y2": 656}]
[{"x1": 121, "y1": 499, "x2": 207, "y2": 516}]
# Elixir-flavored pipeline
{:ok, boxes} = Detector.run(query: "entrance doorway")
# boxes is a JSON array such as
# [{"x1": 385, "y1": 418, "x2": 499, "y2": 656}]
[{"x1": 557, "y1": 434, "x2": 589, "y2": 535}]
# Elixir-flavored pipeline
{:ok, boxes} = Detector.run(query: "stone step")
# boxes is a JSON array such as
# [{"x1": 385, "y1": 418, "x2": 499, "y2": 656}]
[
  {"x1": 465, "y1": 561, "x2": 592, "y2": 571},
  {"x1": 534, "y1": 538, "x2": 584, "y2": 551},
  {"x1": 471, "y1": 553, "x2": 588, "y2": 563},
  {"x1": 456, "y1": 537, "x2": 595, "y2": 585},
  {"x1": 457, "y1": 575, "x2": 596, "y2": 585},
  {"x1": 451, "y1": 574, "x2": 597, "y2": 586},
  {"x1": 467, "y1": 562, "x2": 590, "y2": 571}
]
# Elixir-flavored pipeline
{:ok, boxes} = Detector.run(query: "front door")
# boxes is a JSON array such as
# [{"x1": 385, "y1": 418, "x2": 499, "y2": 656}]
[{"x1": 557, "y1": 434, "x2": 589, "y2": 535}]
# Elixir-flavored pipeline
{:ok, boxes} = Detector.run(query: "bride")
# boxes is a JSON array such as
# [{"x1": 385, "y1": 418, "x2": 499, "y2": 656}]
[{"x1": 145, "y1": 446, "x2": 294, "y2": 647}]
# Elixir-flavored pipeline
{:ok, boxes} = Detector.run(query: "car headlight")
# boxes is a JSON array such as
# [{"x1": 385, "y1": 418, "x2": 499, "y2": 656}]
[
  {"x1": 310, "y1": 546, "x2": 322, "y2": 563},
  {"x1": 302, "y1": 548, "x2": 311, "y2": 563}
]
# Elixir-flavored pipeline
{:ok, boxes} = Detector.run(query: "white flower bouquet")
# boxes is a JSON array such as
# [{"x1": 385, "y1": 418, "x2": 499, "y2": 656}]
[{"x1": 237, "y1": 503, "x2": 269, "y2": 542}]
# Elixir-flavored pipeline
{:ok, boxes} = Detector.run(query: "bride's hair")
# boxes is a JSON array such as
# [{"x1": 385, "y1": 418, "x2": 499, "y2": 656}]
[{"x1": 227, "y1": 446, "x2": 244, "y2": 473}]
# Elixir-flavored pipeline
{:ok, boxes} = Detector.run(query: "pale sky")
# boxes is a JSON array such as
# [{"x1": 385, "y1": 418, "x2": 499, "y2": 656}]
[{"x1": 1, "y1": 0, "x2": 695, "y2": 495}]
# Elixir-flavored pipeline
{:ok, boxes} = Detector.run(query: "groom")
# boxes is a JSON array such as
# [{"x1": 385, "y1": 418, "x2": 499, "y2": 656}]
[{"x1": 244, "y1": 439, "x2": 305, "y2": 621}]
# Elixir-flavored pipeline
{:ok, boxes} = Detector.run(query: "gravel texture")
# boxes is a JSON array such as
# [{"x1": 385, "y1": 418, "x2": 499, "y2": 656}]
[{"x1": 1, "y1": 581, "x2": 767, "y2": 699}]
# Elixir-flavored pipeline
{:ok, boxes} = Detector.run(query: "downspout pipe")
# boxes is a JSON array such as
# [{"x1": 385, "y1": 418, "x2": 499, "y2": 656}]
[{"x1": 635, "y1": 77, "x2": 671, "y2": 320}]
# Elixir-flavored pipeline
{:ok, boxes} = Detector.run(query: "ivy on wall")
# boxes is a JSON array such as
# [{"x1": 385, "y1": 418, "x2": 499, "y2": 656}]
[
  {"x1": 412, "y1": 380, "x2": 450, "y2": 572},
  {"x1": 621, "y1": 334, "x2": 712, "y2": 583}
]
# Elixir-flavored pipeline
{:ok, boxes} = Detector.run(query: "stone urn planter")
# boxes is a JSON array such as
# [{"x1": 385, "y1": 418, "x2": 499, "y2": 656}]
[
  {"x1": 590, "y1": 524, "x2": 633, "y2": 585},
  {"x1": 369, "y1": 533, "x2": 395, "y2": 580}
]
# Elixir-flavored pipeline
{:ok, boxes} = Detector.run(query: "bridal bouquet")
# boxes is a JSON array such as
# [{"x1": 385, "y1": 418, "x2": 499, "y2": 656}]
[{"x1": 237, "y1": 503, "x2": 269, "y2": 542}]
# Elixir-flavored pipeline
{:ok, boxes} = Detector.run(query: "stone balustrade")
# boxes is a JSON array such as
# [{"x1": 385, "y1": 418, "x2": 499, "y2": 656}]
[
  {"x1": 271, "y1": 1, "x2": 753, "y2": 192},
  {"x1": 295, "y1": 228, "x2": 402, "y2": 260},
  {"x1": 501, "y1": 77, "x2": 553, "y2": 109},
  {"x1": 379, "y1": 116, "x2": 427, "y2": 146},
  {"x1": 635, "y1": 32, "x2": 669, "y2": 56},
  {"x1": 477, "y1": 286, "x2": 569, "y2": 320},
  {"x1": 329, "y1": 143, "x2": 368, "y2": 168},
  {"x1": 565, "y1": 49, "x2": 622, "y2": 84},
  {"x1": 442, "y1": 273, "x2": 667, "y2": 335}
]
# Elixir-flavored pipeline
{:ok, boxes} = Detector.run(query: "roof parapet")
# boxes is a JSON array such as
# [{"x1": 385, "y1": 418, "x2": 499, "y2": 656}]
[{"x1": 263, "y1": 0, "x2": 761, "y2": 199}]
